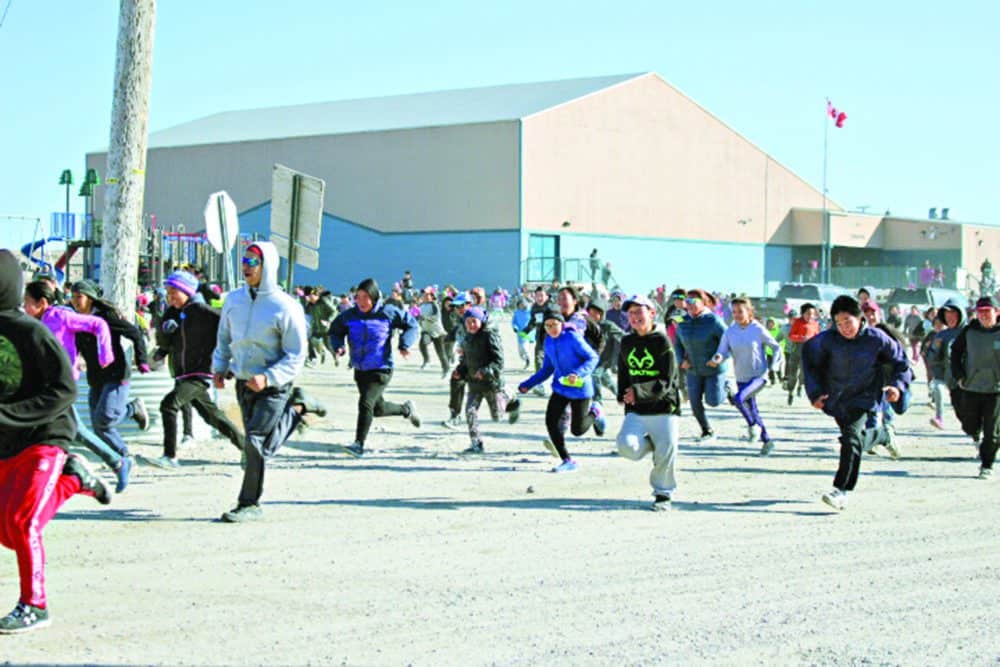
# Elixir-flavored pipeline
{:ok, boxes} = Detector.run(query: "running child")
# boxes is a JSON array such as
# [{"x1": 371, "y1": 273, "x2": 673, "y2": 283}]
[
  {"x1": 453, "y1": 307, "x2": 520, "y2": 454},
  {"x1": 518, "y1": 308, "x2": 601, "y2": 473},
  {"x1": 784, "y1": 303, "x2": 820, "y2": 405},
  {"x1": 615, "y1": 295, "x2": 681, "y2": 511},
  {"x1": 802, "y1": 295, "x2": 910, "y2": 511},
  {"x1": 708, "y1": 298, "x2": 783, "y2": 454}
]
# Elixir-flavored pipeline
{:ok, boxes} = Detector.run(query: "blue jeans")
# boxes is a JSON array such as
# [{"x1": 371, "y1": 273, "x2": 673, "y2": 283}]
[
  {"x1": 87, "y1": 382, "x2": 135, "y2": 457},
  {"x1": 73, "y1": 406, "x2": 124, "y2": 471},
  {"x1": 686, "y1": 372, "x2": 729, "y2": 434}
]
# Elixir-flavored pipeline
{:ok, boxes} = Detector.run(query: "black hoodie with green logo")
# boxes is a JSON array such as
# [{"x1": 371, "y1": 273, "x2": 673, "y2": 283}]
[
  {"x1": 0, "y1": 250, "x2": 77, "y2": 458},
  {"x1": 617, "y1": 325, "x2": 681, "y2": 416}
]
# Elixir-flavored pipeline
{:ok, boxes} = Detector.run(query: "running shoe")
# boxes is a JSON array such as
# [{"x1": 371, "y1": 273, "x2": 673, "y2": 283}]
[
  {"x1": 114, "y1": 455, "x2": 134, "y2": 494},
  {"x1": 506, "y1": 398, "x2": 521, "y2": 425},
  {"x1": 821, "y1": 488, "x2": 848, "y2": 511},
  {"x1": 460, "y1": 440, "x2": 485, "y2": 456},
  {"x1": 696, "y1": 430, "x2": 715, "y2": 442},
  {"x1": 339, "y1": 442, "x2": 365, "y2": 458},
  {"x1": 741, "y1": 425, "x2": 759, "y2": 442},
  {"x1": 884, "y1": 425, "x2": 901, "y2": 460},
  {"x1": 291, "y1": 386, "x2": 327, "y2": 417},
  {"x1": 144, "y1": 455, "x2": 180, "y2": 471},
  {"x1": 63, "y1": 453, "x2": 111, "y2": 505},
  {"x1": 541, "y1": 438, "x2": 560, "y2": 458},
  {"x1": 979, "y1": 467, "x2": 994, "y2": 481},
  {"x1": 220, "y1": 504, "x2": 263, "y2": 523},
  {"x1": 532, "y1": 385, "x2": 546, "y2": 397},
  {"x1": 929, "y1": 416, "x2": 944, "y2": 430},
  {"x1": 0, "y1": 602, "x2": 50, "y2": 635},
  {"x1": 180, "y1": 434, "x2": 197, "y2": 448},
  {"x1": 441, "y1": 414, "x2": 463, "y2": 429},
  {"x1": 759, "y1": 439, "x2": 775, "y2": 456},
  {"x1": 787, "y1": 393, "x2": 794, "y2": 406},
  {"x1": 590, "y1": 402, "x2": 606, "y2": 437},
  {"x1": 131, "y1": 397, "x2": 150, "y2": 431},
  {"x1": 651, "y1": 494, "x2": 672, "y2": 512},
  {"x1": 403, "y1": 400, "x2": 421, "y2": 427},
  {"x1": 551, "y1": 458, "x2": 578, "y2": 473}
]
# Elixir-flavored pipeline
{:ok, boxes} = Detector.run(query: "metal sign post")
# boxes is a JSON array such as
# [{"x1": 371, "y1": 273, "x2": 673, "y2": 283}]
[{"x1": 203, "y1": 191, "x2": 240, "y2": 291}]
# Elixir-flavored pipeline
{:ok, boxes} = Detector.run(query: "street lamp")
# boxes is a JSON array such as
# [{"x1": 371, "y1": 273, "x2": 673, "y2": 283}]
[
  {"x1": 58, "y1": 169, "x2": 73, "y2": 230},
  {"x1": 77, "y1": 168, "x2": 100, "y2": 279}
]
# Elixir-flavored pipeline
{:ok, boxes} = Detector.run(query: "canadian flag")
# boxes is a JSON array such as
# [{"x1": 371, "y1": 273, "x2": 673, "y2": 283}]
[{"x1": 827, "y1": 100, "x2": 847, "y2": 128}]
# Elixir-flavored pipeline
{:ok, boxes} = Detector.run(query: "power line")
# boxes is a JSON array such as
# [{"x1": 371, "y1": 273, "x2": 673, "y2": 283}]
[{"x1": 0, "y1": 0, "x2": 12, "y2": 30}]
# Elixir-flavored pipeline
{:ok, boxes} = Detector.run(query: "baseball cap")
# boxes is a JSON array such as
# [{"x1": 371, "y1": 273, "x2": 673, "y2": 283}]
[
  {"x1": 622, "y1": 294, "x2": 655, "y2": 311},
  {"x1": 975, "y1": 296, "x2": 999, "y2": 310}
]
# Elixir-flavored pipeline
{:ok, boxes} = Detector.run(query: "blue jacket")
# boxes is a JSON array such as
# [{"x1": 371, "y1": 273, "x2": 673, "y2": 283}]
[
  {"x1": 519, "y1": 326, "x2": 598, "y2": 399},
  {"x1": 802, "y1": 323, "x2": 911, "y2": 420},
  {"x1": 511, "y1": 308, "x2": 534, "y2": 342},
  {"x1": 676, "y1": 311, "x2": 728, "y2": 377},
  {"x1": 329, "y1": 301, "x2": 419, "y2": 371}
]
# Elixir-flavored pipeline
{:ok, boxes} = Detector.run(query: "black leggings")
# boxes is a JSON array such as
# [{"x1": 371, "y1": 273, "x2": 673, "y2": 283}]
[
  {"x1": 354, "y1": 369, "x2": 406, "y2": 443},
  {"x1": 544, "y1": 393, "x2": 594, "y2": 461}
]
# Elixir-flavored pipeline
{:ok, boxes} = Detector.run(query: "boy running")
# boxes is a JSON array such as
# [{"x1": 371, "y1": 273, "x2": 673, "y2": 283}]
[{"x1": 615, "y1": 295, "x2": 681, "y2": 511}]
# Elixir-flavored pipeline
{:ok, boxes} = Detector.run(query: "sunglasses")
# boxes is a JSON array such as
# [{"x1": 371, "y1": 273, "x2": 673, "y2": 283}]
[
  {"x1": 242, "y1": 256, "x2": 261, "y2": 268},
  {"x1": 685, "y1": 297, "x2": 702, "y2": 304}
]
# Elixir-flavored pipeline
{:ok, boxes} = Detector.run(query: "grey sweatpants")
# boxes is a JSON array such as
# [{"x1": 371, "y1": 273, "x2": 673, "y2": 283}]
[{"x1": 616, "y1": 412, "x2": 679, "y2": 497}]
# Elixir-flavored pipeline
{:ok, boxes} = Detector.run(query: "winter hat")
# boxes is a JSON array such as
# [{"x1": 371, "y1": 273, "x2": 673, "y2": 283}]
[
  {"x1": 165, "y1": 270, "x2": 199, "y2": 297},
  {"x1": 975, "y1": 296, "x2": 999, "y2": 310},
  {"x1": 463, "y1": 306, "x2": 487, "y2": 322},
  {"x1": 71, "y1": 279, "x2": 101, "y2": 301},
  {"x1": 861, "y1": 300, "x2": 881, "y2": 314},
  {"x1": 356, "y1": 277, "x2": 381, "y2": 304},
  {"x1": 451, "y1": 292, "x2": 468, "y2": 307},
  {"x1": 542, "y1": 307, "x2": 564, "y2": 323},
  {"x1": 587, "y1": 296, "x2": 609, "y2": 314}
]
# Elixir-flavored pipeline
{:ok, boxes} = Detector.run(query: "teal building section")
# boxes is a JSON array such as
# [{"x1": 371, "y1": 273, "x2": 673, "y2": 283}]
[
  {"x1": 238, "y1": 203, "x2": 522, "y2": 292},
  {"x1": 531, "y1": 231, "x2": 770, "y2": 296}
]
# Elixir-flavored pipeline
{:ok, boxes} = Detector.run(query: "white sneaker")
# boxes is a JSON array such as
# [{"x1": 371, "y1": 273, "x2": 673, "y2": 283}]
[
  {"x1": 978, "y1": 467, "x2": 993, "y2": 480},
  {"x1": 541, "y1": 438, "x2": 560, "y2": 459},
  {"x1": 884, "y1": 426, "x2": 900, "y2": 460},
  {"x1": 821, "y1": 488, "x2": 848, "y2": 511}
]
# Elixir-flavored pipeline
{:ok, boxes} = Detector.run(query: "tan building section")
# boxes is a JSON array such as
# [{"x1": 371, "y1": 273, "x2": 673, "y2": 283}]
[
  {"x1": 521, "y1": 73, "x2": 828, "y2": 243},
  {"x1": 88, "y1": 121, "x2": 521, "y2": 233}
]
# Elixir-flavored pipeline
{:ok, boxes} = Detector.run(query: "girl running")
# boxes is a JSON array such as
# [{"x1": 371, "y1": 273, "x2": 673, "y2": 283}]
[
  {"x1": 675, "y1": 289, "x2": 728, "y2": 441},
  {"x1": 22, "y1": 281, "x2": 135, "y2": 491},
  {"x1": 518, "y1": 308, "x2": 600, "y2": 473},
  {"x1": 708, "y1": 298, "x2": 783, "y2": 455}
]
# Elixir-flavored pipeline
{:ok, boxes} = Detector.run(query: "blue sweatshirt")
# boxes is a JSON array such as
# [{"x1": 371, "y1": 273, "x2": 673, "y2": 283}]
[
  {"x1": 329, "y1": 301, "x2": 419, "y2": 372},
  {"x1": 519, "y1": 326, "x2": 598, "y2": 400},
  {"x1": 676, "y1": 310, "x2": 728, "y2": 377}
]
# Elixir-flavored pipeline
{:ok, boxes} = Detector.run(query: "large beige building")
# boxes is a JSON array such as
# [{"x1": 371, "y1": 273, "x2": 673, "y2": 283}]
[{"x1": 86, "y1": 72, "x2": 998, "y2": 294}]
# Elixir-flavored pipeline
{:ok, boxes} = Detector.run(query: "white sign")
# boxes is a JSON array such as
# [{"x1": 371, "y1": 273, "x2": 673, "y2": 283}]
[
  {"x1": 270, "y1": 164, "x2": 324, "y2": 249},
  {"x1": 271, "y1": 234, "x2": 320, "y2": 270},
  {"x1": 203, "y1": 191, "x2": 239, "y2": 252}
]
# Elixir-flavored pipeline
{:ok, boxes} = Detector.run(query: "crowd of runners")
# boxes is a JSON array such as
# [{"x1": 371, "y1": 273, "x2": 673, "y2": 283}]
[{"x1": 1, "y1": 240, "x2": 997, "y2": 634}]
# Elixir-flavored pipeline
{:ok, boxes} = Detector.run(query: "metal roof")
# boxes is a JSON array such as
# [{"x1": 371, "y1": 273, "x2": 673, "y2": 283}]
[{"x1": 147, "y1": 73, "x2": 645, "y2": 149}]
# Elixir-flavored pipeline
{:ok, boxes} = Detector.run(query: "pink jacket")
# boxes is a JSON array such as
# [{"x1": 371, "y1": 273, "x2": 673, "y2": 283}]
[{"x1": 41, "y1": 306, "x2": 114, "y2": 380}]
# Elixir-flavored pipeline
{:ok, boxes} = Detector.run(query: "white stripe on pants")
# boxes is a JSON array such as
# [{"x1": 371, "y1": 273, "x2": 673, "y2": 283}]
[{"x1": 616, "y1": 412, "x2": 678, "y2": 496}]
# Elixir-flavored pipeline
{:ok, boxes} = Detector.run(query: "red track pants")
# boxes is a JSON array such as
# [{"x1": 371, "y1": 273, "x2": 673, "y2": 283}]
[{"x1": 0, "y1": 446, "x2": 82, "y2": 609}]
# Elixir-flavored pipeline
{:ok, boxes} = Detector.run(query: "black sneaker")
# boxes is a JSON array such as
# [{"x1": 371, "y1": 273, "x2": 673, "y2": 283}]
[
  {"x1": 651, "y1": 494, "x2": 672, "y2": 512},
  {"x1": 220, "y1": 504, "x2": 263, "y2": 523},
  {"x1": 460, "y1": 440, "x2": 485, "y2": 455},
  {"x1": 291, "y1": 386, "x2": 327, "y2": 417},
  {"x1": 506, "y1": 398, "x2": 521, "y2": 425},
  {"x1": 131, "y1": 398, "x2": 150, "y2": 431},
  {"x1": 339, "y1": 442, "x2": 365, "y2": 458},
  {"x1": 403, "y1": 400, "x2": 421, "y2": 428},
  {"x1": 0, "y1": 602, "x2": 50, "y2": 634},
  {"x1": 63, "y1": 453, "x2": 111, "y2": 505}
]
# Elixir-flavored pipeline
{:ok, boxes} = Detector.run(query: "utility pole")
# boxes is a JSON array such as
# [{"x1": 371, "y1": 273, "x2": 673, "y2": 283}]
[{"x1": 101, "y1": 0, "x2": 156, "y2": 319}]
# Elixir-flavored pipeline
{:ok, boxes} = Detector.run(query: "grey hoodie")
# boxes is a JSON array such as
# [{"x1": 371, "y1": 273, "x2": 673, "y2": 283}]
[{"x1": 211, "y1": 241, "x2": 307, "y2": 387}]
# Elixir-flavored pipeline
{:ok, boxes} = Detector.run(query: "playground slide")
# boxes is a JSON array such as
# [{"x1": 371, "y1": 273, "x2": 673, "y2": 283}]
[{"x1": 20, "y1": 237, "x2": 66, "y2": 281}]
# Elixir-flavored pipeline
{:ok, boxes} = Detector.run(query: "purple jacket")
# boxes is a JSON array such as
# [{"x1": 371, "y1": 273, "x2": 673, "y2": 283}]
[{"x1": 41, "y1": 306, "x2": 114, "y2": 380}]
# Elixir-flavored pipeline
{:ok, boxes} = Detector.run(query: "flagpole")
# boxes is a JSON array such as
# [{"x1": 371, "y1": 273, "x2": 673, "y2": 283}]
[{"x1": 822, "y1": 98, "x2": 830, "y2": 284}]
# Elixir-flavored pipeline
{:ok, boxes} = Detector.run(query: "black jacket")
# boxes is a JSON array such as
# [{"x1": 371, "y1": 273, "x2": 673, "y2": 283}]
[
  {"x1": 76, "y1": 302, "x2": 149, "y2": 388},
  {"x1": 154, "y1": 300, "x2": 220, "y2": 379},
  {"x1": 617, "y1": 327, "x2": 681, "y2": 415},
  {"x1": 0, "y1": 250, "x2": 77, "y2": 458},
  {"x1": 455, "y1": 323, "x2": 504, "y2": 392}
]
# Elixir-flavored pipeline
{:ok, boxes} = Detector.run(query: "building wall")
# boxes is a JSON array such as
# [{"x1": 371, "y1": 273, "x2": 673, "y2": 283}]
[
  {"x1": 87, "y1": 121, "x2": 521, "y2": 235},
  {"x1": 961, "y1": 225, "x2": 1000, "y2": 292},
  {"x1": 520, "y1": 73, "x2": 828, "y2": 246},
  {"x1": 540, "y1": 231, "x2": 767, "y2": 296},
  {"x1": 238, "y1": 204, "x2": 521, "y2": 292}
]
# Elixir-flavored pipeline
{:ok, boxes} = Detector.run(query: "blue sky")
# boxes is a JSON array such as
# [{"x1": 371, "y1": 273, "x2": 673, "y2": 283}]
[{"x1": 1, "y1": 1, "x2": 996, "y2": 234}]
